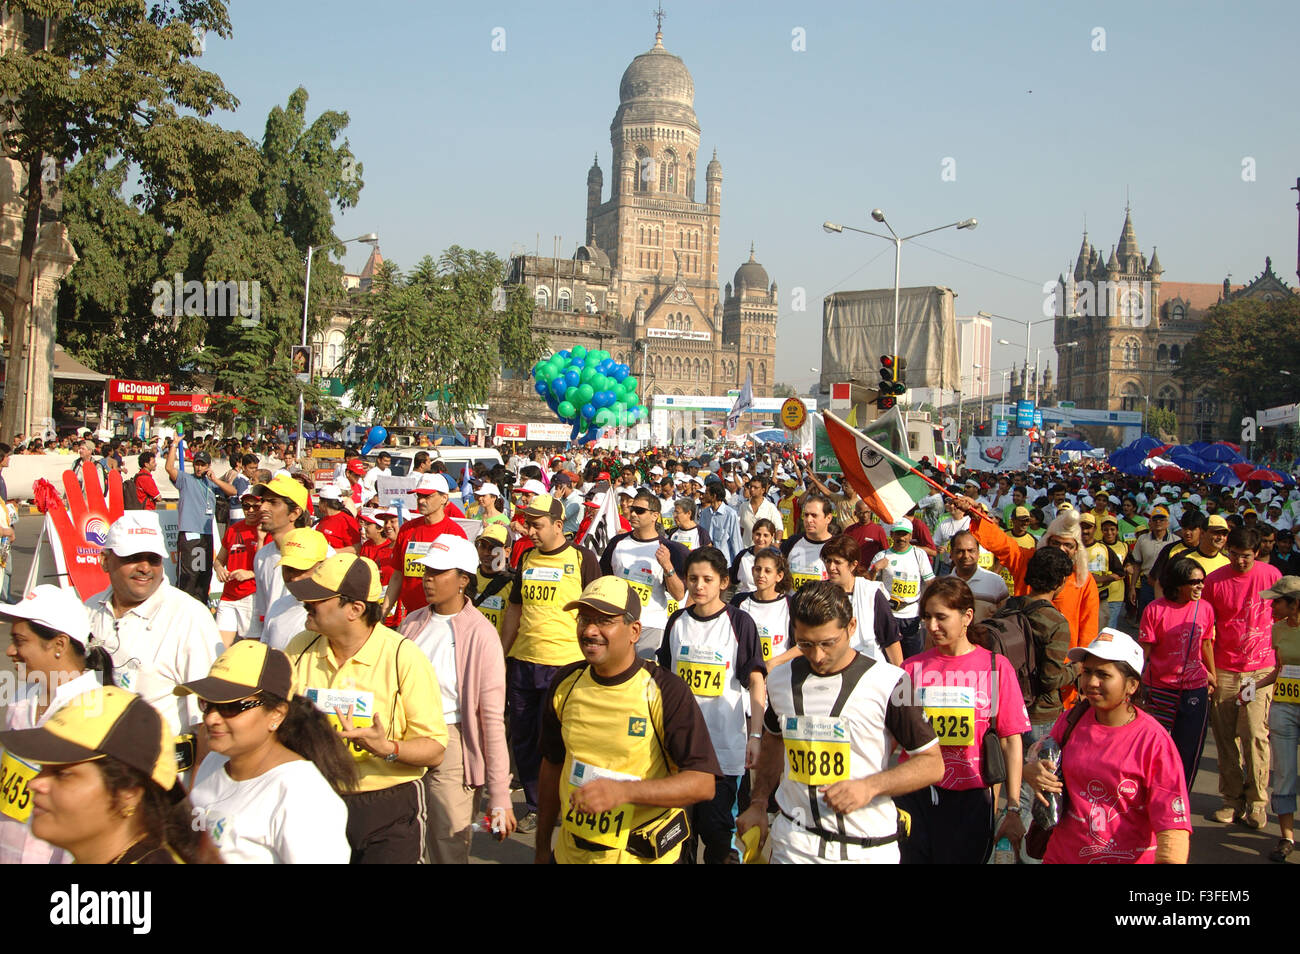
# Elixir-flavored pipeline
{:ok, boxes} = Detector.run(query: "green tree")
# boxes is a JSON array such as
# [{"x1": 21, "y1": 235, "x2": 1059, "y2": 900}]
[
  {"x1": 0, "y1": 0, "x2": 237, "y2": 437},
  {"x1": 343, "y1": 250, "x2": 546, "y2": 427},
  {"x1": 1178, "y1": 296, "x2": 1300, "y2": 423},
  {"x1": 1144, "y1": 406, "x2": 1177, "y2": 441},
  {"x1": 771, "y1": 382, "x2": 797, "y2": 399}
]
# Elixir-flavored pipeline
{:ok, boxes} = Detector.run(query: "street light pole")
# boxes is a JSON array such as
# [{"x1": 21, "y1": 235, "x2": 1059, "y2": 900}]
[
  {"x1": 297, "y1": 232, "x2": 378, "y2": 457},
  {"x1": 824, "y1": 212, "x2": 977, "y2": 358}
]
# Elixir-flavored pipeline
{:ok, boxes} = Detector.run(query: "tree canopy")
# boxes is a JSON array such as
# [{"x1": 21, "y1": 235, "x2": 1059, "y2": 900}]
[{"x1": 1177, "y1": 295, "x2": 1300, "y2": 419}]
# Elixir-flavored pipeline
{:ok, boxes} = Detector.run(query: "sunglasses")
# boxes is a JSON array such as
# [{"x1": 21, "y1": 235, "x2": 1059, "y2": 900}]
[
  {"x1": 198, "y1": 697, "x2": 265, "y2": 718},
  {"x1": 628, "y1": 505, "x2": 654, "y2": 515}
]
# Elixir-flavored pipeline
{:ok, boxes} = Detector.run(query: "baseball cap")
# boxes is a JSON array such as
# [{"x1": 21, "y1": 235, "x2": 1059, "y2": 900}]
[
  {"x1": 413, "y1": 473, "x2": 454, "y2": 495},
  {"x1": 0, "y1": 685, "x2": 177, "y2": 792},
  {"x1": 519, "y1": 479, "x2": 548, "y2": 496},
  {"x1": 890, "y1": 519, "x2": 912, "y2": 534},
  {"x1": 104, "y1": 511, "x2": 168, "y2": 559},
  {"x1": 1100, "y1": 515, "x2": 1118, "y2": 527},
  {"x1": 475, "y1": 482, "x2": 502, "y2": 498},
  {"x1": 1078, "y1": 512, "x2": 1096, "y2": 526},
  {"x1": 318, "y1": 485, "x2": 343, "y2": 502},
  {"x1": 175, "y1": 639, "x2": 293, "y2": 703},
  {"x1": 1012, "y1": 506, "x2": 1031, "y2": 519},
  {"x1": 649, "y1": 466, "x2": 664, "y2": 476},
  {"x1": 617, "y1": 486, "x2": 636, "y2": 498},
  {"x1": 1150, "y1": 506, "x2": 1170, "y2": 517},
  {"x1": 1207, "y1": 514, "x2": 1230, "y2": 531},
  {"x1": 521, "y1": 493, "x2": 564, "y2": 519},
  {"x1": 278, "y1": 528, "x2": 329, "y2": 569},
  {"x1": 358, "y1": 509, "x2": 383, "y2": 527},
  {"x1": 346, "y1": 459, "x2": 367, "y2": 476},
  {"x1": 287, "y1": 553, "x2": 384, "y2": 603},
  {"x1": 192, "y1": 450, "x2": 211, "y2": 465},
  {"x1": 1067, "y1": 628, "x2": 1144, "y2": 675},
  {"x1": 417, "y1": 534, "x2": 477, "y2": 574},
  {"x1": 562, "y1": 577, "x2": 641, "y2": 622},
  {"x1": 550, "y1": 472, "x2": 573, "y2": 487},
  {"x1": 254, "y1": 473, "x2": 309, "y2": 512},
  {"x1": 1260, "y1": 577, "x2": 1300, "y2": 601},
  {"x1": 478, "y1": 523, "x2": 509, "y2": 545},
  {"x1": 0, "y1": 585, "x2": 91, "y2": 646}
]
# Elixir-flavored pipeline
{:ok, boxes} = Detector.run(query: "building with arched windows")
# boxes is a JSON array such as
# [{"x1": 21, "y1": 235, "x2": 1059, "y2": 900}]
[
  {"x1": 492, "y1": 26, "x2": 779, "y2": 425},
  {"x1": 1051, "y1": 209, "x2": 1294, "y2": 443}
]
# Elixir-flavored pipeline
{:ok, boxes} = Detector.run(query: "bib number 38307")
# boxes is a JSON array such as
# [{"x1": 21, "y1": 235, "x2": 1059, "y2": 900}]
[{"x1": 781, "y1": 715, "x2": 850, "y2": 784}]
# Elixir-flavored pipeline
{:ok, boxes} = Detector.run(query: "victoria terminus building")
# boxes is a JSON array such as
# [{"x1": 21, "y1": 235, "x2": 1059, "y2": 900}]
[{"x1": 491, "y1": 28, "x2": 781, "y2": 428}]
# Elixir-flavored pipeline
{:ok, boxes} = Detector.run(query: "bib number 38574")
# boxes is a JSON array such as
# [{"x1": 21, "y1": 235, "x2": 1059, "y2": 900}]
[{"x1": 781, "y1": 715, "x2": 850, "y2": 784}]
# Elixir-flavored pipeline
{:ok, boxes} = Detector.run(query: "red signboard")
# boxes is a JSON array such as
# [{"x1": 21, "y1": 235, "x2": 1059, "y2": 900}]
[
  {"x1": 108, "y1": 379, "x2": 169, "y2": 403},
  {"x1": 494, "y1": 422, "x2": 526, "y2": 440}
]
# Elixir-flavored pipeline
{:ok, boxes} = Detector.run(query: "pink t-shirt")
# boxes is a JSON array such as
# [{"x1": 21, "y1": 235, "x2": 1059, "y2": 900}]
[
  {"x1": 1044, "y1": 707, "x2": 1191, "y2": 865},
  {"x1": 1138, "y1": 597, "x2": 1215, "y2": 690},
  {"x1": 904, "y1": 646, "x2": 1030, "y2": 791},
  {"x1": 1203, "y1": 561, "x2": 1280, "y2": 672}
]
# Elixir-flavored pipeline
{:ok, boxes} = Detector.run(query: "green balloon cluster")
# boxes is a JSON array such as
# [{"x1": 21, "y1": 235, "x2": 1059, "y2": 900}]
[{"x1": 531, "y1": 345, "x2": 645, "y2": 439}]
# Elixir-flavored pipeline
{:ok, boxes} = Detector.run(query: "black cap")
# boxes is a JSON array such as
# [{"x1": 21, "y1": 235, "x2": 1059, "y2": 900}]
[{"x1": 192, "y1": 450, "x2": 211, "y2": 464}]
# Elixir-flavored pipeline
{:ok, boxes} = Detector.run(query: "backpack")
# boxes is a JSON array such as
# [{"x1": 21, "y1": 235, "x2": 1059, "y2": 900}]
[
  {"x1": 979, "y1": 597, "x2": 1055, "y2": 707},
  {"x1": 121, "y1": 476, "x2": 143, "y2": 510}
]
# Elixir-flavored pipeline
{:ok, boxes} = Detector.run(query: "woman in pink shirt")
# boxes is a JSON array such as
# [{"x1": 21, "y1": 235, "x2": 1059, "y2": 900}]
[
  {"x1": 1138, "y1": 557, "x2": 1217, "y2": 787},
  {"x1": 1027, "y1": 629, "x2": 1192, "y2": 864},
  {"x1": 898, "y1": 578, "x2": 1030, "y2": 863}
]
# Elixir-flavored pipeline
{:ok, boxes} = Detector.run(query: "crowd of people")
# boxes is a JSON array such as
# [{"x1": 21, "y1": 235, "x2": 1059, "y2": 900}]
[{"x1": 0, "y1": 431, "x2": 1296, "y2": 866}]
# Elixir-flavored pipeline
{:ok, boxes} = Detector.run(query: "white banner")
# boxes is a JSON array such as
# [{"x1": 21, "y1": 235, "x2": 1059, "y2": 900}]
[
  {"x1": 1258, "y1": 403, "x2": 1300, "y2": 428},
  {"x1": 963, "y1": 436, "x2": 1032, "y2": 473},
  {"x1": 526, "y1": 422, "x2": 572, "y2": 442},
  {"x1": 375, "y1": 476, "x2": 419, "y2": 518}
]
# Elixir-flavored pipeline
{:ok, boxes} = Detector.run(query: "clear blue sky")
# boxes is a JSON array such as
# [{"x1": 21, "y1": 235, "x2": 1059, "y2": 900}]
[{"x1": 199, "y1": 0, "x2": 1300, "y2": 395}]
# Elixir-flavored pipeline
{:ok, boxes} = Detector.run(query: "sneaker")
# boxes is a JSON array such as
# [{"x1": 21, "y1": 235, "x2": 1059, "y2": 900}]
[
  {"x1": 1244, "y1": 807, "x2": 1267, "y2": 830},
  {"x1": 1212, "y1": 805, "x2": 1239, "y2": 824},
  {"x1": 515, "y1": 811, "x2": 538, "y2": 834},
  {"x1": 1270, "y1": 838, "x2": 1294, "y2": 862}
]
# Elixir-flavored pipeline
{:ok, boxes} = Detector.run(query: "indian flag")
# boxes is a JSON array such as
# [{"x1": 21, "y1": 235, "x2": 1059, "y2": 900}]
[{"x1": 823, "y1": 411, "x2": 930, "y2": 523}]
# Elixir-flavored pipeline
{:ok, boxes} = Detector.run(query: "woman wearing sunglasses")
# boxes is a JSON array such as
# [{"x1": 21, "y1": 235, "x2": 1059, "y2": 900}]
[
  {"x1": 182, "y1": 640, "x2": 357, "y2": 863},
  {"x1": 0, "y1": 685, "x2": 217, "y2": 864},
  {"x1": 0, "y1": 586, "x2": 114, "y2": 864},
  {"x1": 1138, "y1": 557, "x2": 1217, "y2": 787}
]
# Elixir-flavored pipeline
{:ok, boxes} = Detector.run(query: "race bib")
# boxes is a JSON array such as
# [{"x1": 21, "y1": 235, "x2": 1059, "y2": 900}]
[
  {"x1": 790, "y1": 571, "x2": 823, "y2": 591},
  {"x1": 306, "y1": 688, "x2": 376, "y2": 762},
  {"x1": 404, "y1": 540, "x2": 432, "y2": 577},
  {"x1": 675, "y1": 645, "x2": 727, "y2": 697},
  {"x1": 666, "y1": 598, "x2": 680, "y2": 616},
  {"x1": 562, "y1": 758, "x2": 639, "y2": 850},
  {"x1": 520, "y1": 566, "x2": 562, "y2": 604},
  {"x1": 890, "y1": 576, "x2": 919, "y2": 601},
  {"x1": 977, "y1": 551, "x2": 994, "y2": 570},
  {"x1": 922, "y1": 686, "x2": 975, "y2": 746},
  {"x1": 758, "y1": 624, "x2": 774, "y2": 661},
  {"x1": 781, "y1": 715, "x2": 850, "y2": 785},
  {"x1": 0, "y1": 750, "x2": 37, "y2": 823},
  {"x1": 625, "y1": 577, "x2": 654, "y2": 606},
  {"x1": 479, "y1": 595, "x2": 504, "y2": 632},
  {"x1": 1275, "y1": 665, "x2": 1300, "y2": 703}
]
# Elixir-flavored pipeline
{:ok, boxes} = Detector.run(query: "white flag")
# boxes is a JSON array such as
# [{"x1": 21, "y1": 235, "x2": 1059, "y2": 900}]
[
  {"x1": 727, "y1": 371, "x2": 754, "y2": 431},
  {"x1": 576, "y1": 480, "x2": 622, "y2": 557}
]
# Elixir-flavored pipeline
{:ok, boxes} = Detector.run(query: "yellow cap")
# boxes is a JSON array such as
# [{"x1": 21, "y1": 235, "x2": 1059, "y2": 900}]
[
  {"x1": 478, "y1": 523, "x2": 509, "y2": 545},
  {"x1": 1207, "y1": 514, "x2": 1230, "y2": 530},
  {"x1": 253, "y1": 473, "x2": 309, "y2": 512},
  {"x1": 562, "y1": 577, "x2": 640, "y2": 621},
  {"x1": 287, "y1": 553, "x2": 384, "y2": 603},
  {"x1": 279, "y1": 528, "x2": 329, "y2": 570},
  {"x1": 175, "y1": 640, "x2": 293, "y2": 702}
]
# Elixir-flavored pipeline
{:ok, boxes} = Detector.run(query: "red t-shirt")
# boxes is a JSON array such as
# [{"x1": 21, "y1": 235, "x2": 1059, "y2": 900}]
[
  {"x1": 135, "y1": 471, "x2": 160, "y2": 510},
  {"x1": 361, "y1": 539, "x2": 395, "y2": 585},
  {"x1": 390, "y1": 515, "x2": 468, "y2": 612},
  {"x1": 220, "y1": 520, "x2": 261, "y2": 601},
  {"x1": 445, "y1": 500, "x2": 465, "y2": 519},
  {"x1": 316, "y1": 511, "x2": 360, "y2": 551}
]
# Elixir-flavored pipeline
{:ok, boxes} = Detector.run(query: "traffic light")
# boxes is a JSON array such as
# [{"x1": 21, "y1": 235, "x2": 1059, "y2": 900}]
[{"x1": 877, "y1": 354, "x2": 906, "y2": 409}]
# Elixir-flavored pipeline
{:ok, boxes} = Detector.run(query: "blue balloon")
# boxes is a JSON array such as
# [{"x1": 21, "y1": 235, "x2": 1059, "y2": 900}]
[
  {"x1": 565, "y1": 368, "x2": 580, "y2": 387},
  {"x1": 551, "y1": 378, "x2": 567, "y2": 399},
  {"x1": 599, "y1": 359, "x2": 614, "y2": 374},
  {"x1": 612, "y1": 364, "x2": 629, "y2": 382},
  {"x1": 582, "y1": 425, "x2": 601, "y2": 444},
  {"x1": 558, "y1": 350, "x2": 571, "y2": 361},
  {"x1": 581, "y1": 403, "x2": 596, "y2": 420},
  {"x1": 594, "y1": 390, "x2": 612, "y2": 408},
  {"x1": 361, "y1": 424, "x2": 388, "y2": 455},
  {"x1": 534, "y1": 380, "x2": 548, "y2": 397}
]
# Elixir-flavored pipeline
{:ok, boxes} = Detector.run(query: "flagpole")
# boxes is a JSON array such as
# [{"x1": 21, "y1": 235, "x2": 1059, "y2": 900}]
[{"x1": 824, "y1": 411, "x2": 955, "y2": 500}]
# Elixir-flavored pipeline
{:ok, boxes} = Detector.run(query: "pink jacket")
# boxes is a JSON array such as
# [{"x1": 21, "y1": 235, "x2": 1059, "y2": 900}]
[{"x1": 400, "y1": 600, "x2": 510, "y2": 810}]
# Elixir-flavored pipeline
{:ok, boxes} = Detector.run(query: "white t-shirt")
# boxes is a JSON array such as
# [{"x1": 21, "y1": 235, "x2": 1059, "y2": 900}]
[
  {"x1": 875, "y1": 546, "x2": 934, "y2": 619},
  {"x1": 406, "y1": 609, "x2": 460, "y2": 724},
  {"x1": 733, "y1": 593, "x2": 790, "y2": 664},
  {"x1": 262, "y1": 593, "x2": 308, "y2": 652},
  {"x1": 786, "y1": 534, "x2": 831, "y2": 586},
  {"x1": 607, "y1": 533, "x2": 677, "y2": 629},
  {"x1": 846, "y1": 578, "x2": 892, "y2": 660},
  {"x1": 190, "y1": 754, "x2": 350, "y2": 864},
  {"x1": 953, "y1": 566, "x2": 1010, "y2": 605}
]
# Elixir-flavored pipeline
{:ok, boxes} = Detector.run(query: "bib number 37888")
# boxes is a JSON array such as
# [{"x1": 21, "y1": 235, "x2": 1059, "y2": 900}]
[{"x1": 781, "y1": 715, "x2": 850, "y2": 784}]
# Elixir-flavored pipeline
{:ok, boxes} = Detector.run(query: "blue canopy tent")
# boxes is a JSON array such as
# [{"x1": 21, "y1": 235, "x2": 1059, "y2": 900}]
[{"x1": 1108, "y1": 446, "x2": 1148, "y2": 470}]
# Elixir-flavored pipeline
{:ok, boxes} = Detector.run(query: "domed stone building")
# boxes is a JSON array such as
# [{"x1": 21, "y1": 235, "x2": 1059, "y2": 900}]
[{"x1": 496, "y1": 27, "x2": 778, "y2": 425}]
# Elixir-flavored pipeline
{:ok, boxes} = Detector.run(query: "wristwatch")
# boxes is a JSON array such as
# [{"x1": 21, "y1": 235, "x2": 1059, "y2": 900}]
[
  {"x1": 1005, "y1": 805, "x2": 1022, "y2": 815},
  {"x1": 384, "y1": 739, "x2": 400, "y2": 763}
]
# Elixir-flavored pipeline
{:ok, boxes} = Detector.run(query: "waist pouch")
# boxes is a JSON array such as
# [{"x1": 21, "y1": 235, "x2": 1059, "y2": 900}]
[{"x1": 572, "y1": 807, "x2": 690, "y2": 859}]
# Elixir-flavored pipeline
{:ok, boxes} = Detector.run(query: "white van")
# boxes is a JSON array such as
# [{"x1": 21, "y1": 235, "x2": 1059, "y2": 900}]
[{"x1": 364, "y1": 447, "x2": 503, "y2": 482}]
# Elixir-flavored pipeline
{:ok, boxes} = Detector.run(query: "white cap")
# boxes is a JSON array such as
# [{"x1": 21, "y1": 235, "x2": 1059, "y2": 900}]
[
  {"x1": 0, "y1": 584, "x2": 91, "y2": 645},
  {"x1": 475, "y1": 482, "x2": 502, "y2": 498},
  {"x1": 520, "y1": 479, "x2": 547, "y2": 496},
  {"x1": 617, "y1": 486, "x2": 636, "y2": 497},
  {"x1": 414, "y1": 473, "x2": 454, "y2": 495},
  {"x1": 358, "y1": 509, "x2": 383, "y2": 526},
  {"x1": 104, "y1": 511, "x2": 168, "y2": 559},
  {"x1": 417, "y1": 534, "x2": 478, "y2": 574},
  {"x1": 1067, "y1": 628, "x2": 1144, "y2": 675},
  {"x1": 649, "y1": 466, "x2": 664, "y2": 476},
  {"x1": 318, "y1": 486, "x2": 343, "y2": 502}
]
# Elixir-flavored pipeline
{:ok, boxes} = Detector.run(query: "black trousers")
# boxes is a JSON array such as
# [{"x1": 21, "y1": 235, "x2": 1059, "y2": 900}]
[
  {"x1": 681, "y1": 774, "x2": 739, "y2": 864},
  {"x1": 342, "y1": 779, "x2": 427, "y2": 864},
  {"x1": 897, "y1": 784, "x2": 995, "y2": 865},
  {"x1": 176, "y1": 534, "x2": 213, "y2": 603}
]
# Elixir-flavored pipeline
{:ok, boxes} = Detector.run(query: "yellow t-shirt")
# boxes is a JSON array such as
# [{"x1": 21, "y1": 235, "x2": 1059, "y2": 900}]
[
  {"x1": 475, "y1": 571, "x2": 513, "y2": 636},
  {"x1": 1184, "y1": 550, "x2": 1230, "y2": 577},
  {"x1": 508, "y1": 543, "x2": 601, "y2": 667},
  {"x1": 286, "y1": 624, "x2": 448, "y2": 793}
]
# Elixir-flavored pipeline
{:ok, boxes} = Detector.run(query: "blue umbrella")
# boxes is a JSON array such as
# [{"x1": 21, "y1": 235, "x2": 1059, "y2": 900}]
[
  {"x1": 1209, "y1": 464, "x2": 1242, "y2": 487},
  {"x1": 1200, "y1": 443, "x2": 1244, "y2": 463},
  {"x1": 750, "y1": 428, "x2": 793, "y2": 444},
  {"x1": 1128, "y1": 435, "x2": 1163, "y2": 454},
  {"x1": 1168, "y1": 447, "x2": 1214, "y2": 472},
  {"x1": 1056, "y1": 439, "x2": 1093, "y2": 452},
  {"x1": 1108, "y1": 446, "x2": 1147, "y2": 470}
]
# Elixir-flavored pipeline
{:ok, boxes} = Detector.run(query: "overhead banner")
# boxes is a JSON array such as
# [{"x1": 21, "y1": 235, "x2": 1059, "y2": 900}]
[
  {"x1": 963, "y1": 436, "x2": 1032, "y2": 473},
  {"x1": 1258, "y1": 403, "x2": 1300, "y2": 428},
  {"x1": 821, "y1": 285, "x2": 959, "y2": 392},
  {"x1": 1016, "y1": 401, "x2": 1035, "y2": 428},
  {"x1": 494, "y1": 422, "x2": 526, "y2": 440}
]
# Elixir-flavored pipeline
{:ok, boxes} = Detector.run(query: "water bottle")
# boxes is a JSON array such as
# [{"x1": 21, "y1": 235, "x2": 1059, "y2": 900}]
[
  {"x1": 992, "y1": 837, "x2": 1015, "y2": 864},
  {"x1": 1031, "y1": 737, "x2": 1063, "y2": 829}
]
